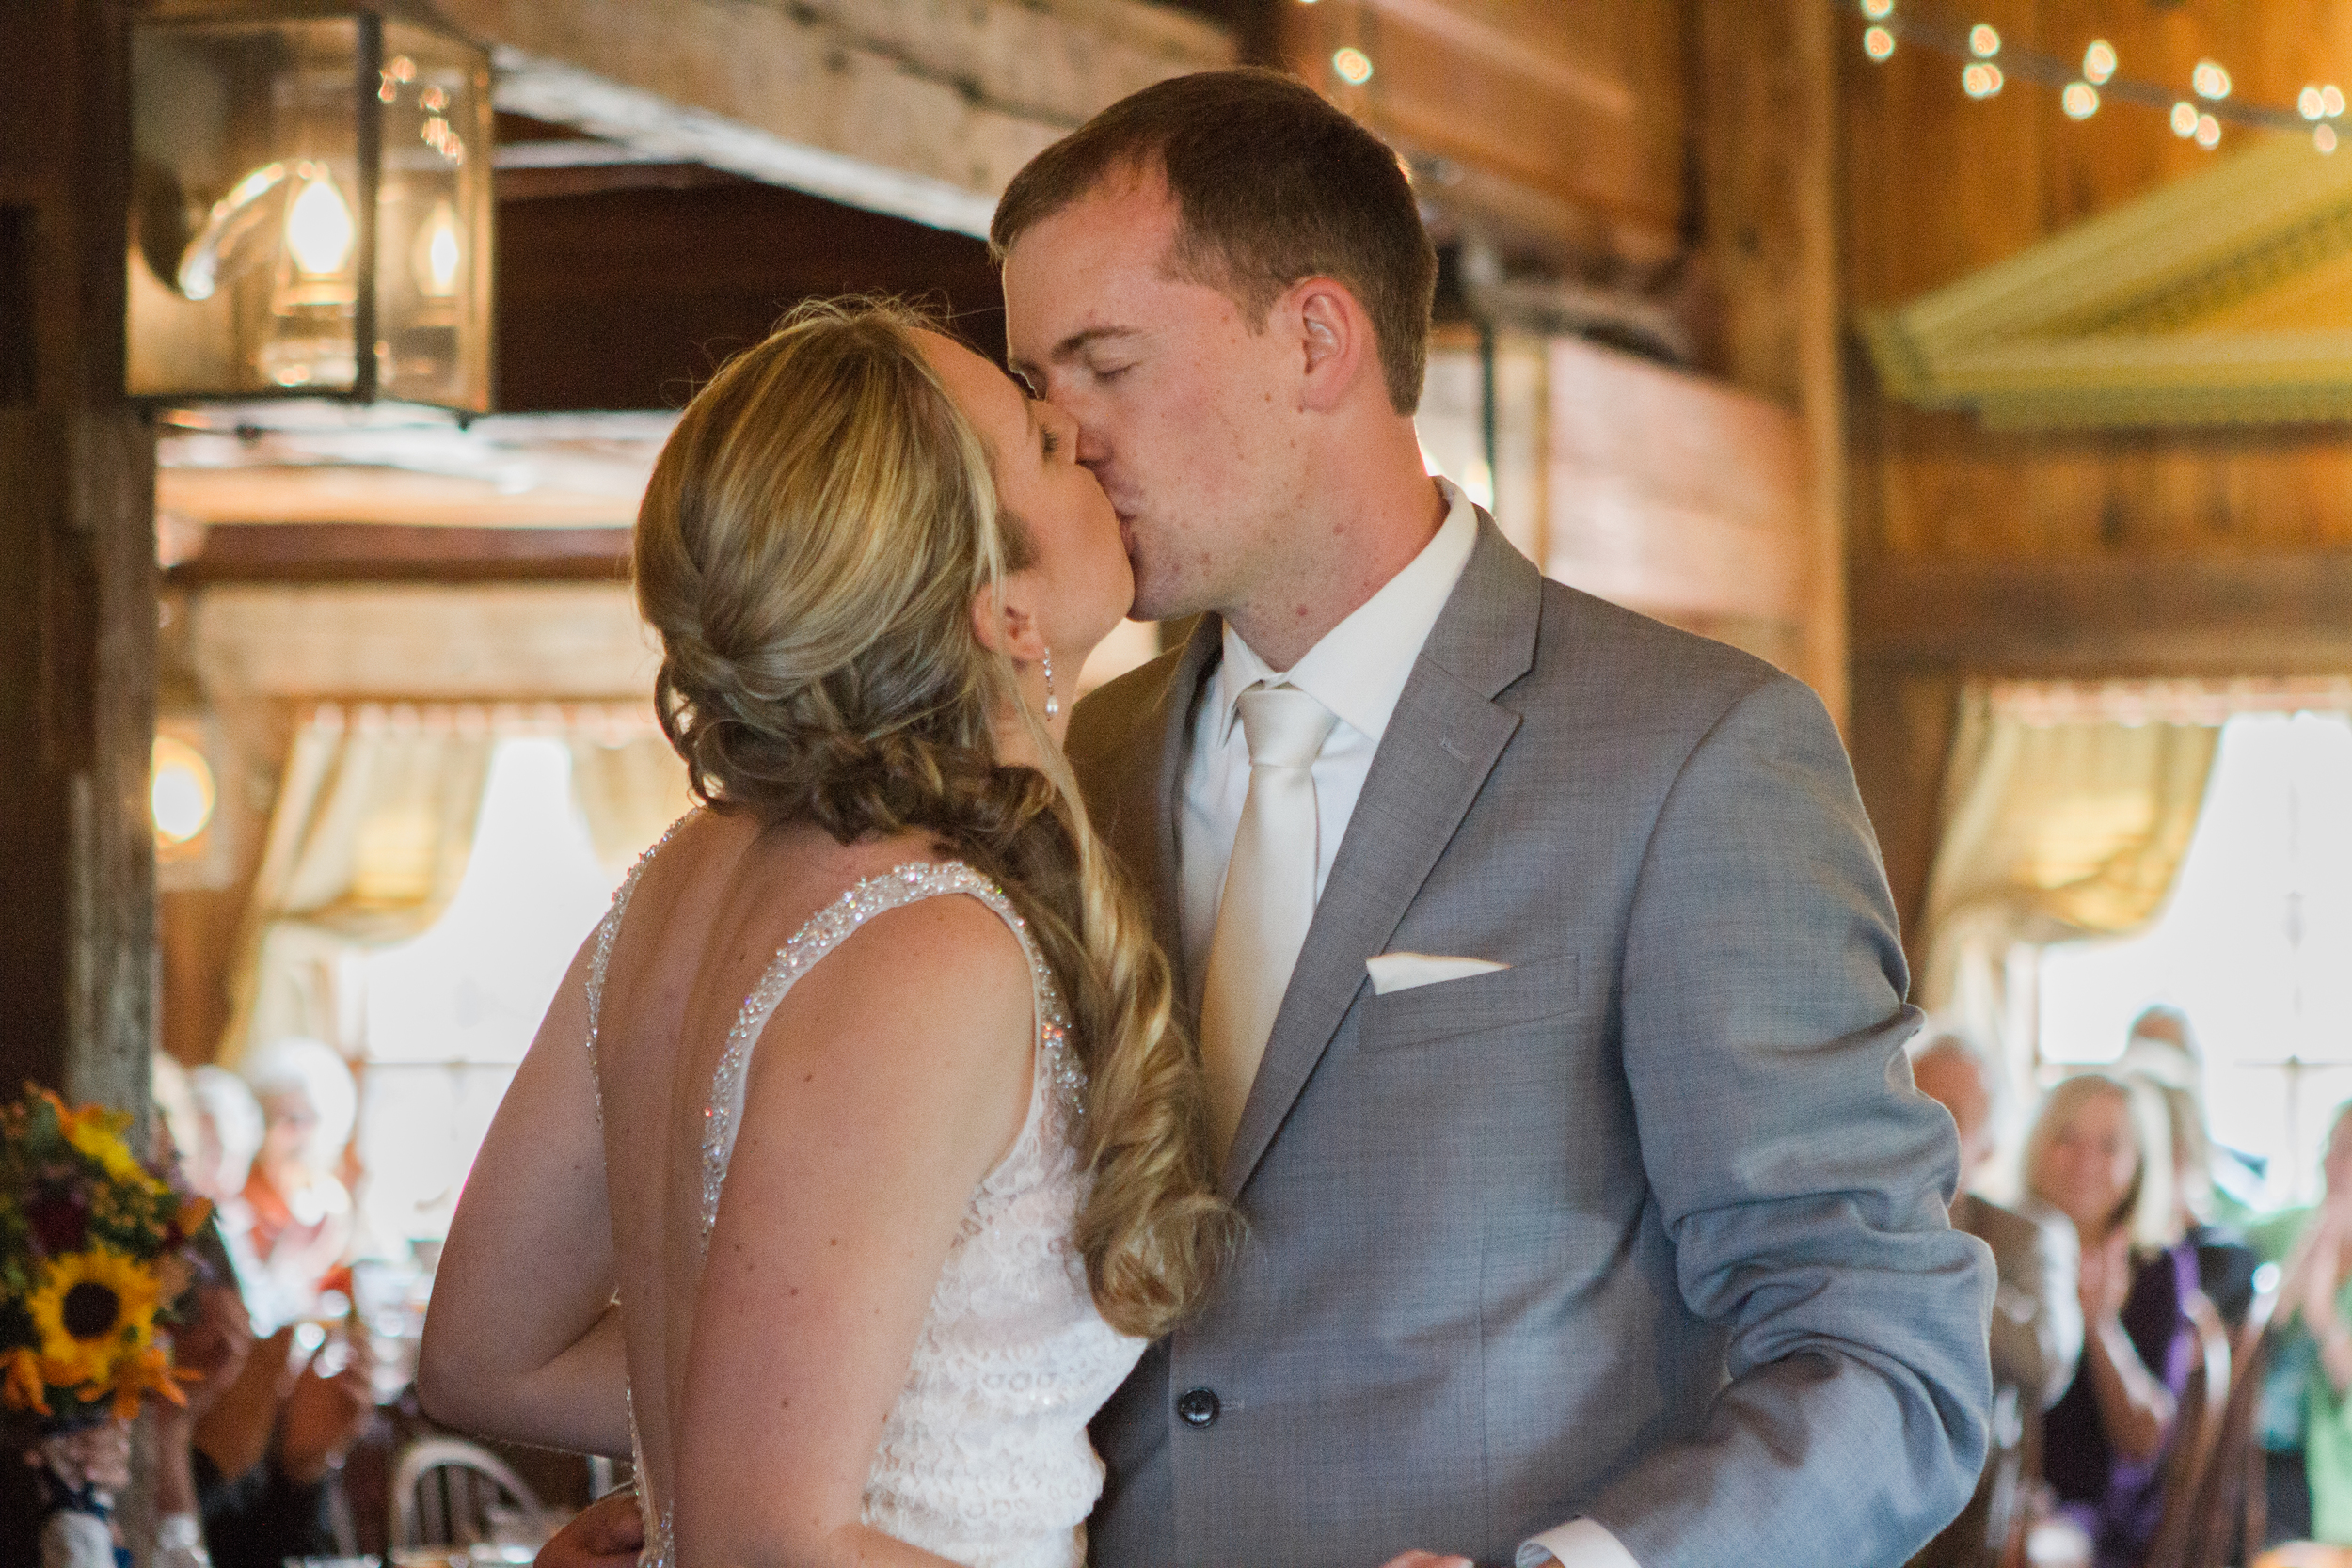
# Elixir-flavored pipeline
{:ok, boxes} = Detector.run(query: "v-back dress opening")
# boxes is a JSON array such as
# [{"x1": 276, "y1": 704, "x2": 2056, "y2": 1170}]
[{"x1": 583, "y1": 832, "x2": 1145, "y2": 1568}]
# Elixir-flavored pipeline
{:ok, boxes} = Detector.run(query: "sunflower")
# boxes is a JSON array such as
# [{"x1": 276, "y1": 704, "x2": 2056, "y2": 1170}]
[
  {"x1": 24, "y1": 1248, "x2": 160, "y2": 1390},
  {"x1": 62, "y1": 1106, "x2": 160, "y2": 1193}
]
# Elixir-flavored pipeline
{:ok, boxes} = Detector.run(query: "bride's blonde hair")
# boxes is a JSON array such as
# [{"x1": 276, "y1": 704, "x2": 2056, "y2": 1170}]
[{"x1": 634, "y1": 299, "x2": 1234, "y2": 1336}]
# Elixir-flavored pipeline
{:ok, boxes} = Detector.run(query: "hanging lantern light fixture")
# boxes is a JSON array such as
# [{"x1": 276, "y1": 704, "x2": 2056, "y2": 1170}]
[{"x1": 127, "y1": 6, "x2": 494, "y2": 413}]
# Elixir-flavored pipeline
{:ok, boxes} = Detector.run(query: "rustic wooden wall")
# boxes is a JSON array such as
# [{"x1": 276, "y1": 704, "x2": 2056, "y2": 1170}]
[
  {"x1": 1841, "y1": 0, "x2": 2352, "y2": 963},
  {"x1": 0, "y1": 0, "x2": 156, "y2": 1110}
]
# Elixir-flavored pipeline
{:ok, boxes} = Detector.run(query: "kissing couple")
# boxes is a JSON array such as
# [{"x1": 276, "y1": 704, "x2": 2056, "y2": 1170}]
[{"x1": 417, "y1": 70, "x2": 1994, "y2": 1568}]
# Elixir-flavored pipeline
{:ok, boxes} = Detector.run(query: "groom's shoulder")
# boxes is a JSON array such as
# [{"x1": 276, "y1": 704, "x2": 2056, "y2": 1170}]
[
  {"x1": 1068, "y1": 645, "x2": 1188, "y2": 768},
  {"x1": 1521, "y1": 575, "x2": 1804, "y2": 729}
]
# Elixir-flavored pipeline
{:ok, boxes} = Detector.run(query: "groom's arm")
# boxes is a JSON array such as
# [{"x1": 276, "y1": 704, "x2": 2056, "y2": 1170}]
[{"x1": 1561, "y1": 673, "x2": 1994, "y2": 1568}]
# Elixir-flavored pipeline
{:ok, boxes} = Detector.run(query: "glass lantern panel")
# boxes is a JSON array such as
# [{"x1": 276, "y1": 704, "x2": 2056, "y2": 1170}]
[
  {"x1": 129, "y1": 17, "x2": 367, "y2": 399},
  {"x1": 374, "y1": 22, "x2": 493, "y2": 411}
]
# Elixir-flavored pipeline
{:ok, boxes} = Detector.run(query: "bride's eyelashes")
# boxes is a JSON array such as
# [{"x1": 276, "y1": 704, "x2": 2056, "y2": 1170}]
[{"x1": 1041, "y1": 428, "x2": 1062, "y2": 459}]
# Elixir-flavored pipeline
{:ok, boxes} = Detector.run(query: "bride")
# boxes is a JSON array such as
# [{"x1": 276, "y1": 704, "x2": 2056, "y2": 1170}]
[{"x1": 418, "y1": 301, "x2": 1234, "y2": 1568}]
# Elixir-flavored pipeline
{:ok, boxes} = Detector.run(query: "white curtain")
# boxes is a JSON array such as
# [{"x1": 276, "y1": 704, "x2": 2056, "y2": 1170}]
[
  {"x1": 1919, "y1": 680, "x2": 2223, "y2": 1091},
  {"x1": 221, "y1": 703, "x2": 690, "y2": 1065}
]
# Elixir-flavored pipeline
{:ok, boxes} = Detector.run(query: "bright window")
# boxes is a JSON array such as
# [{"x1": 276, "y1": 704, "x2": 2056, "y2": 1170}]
[
  {"x1": 2039, "y1": 711, "x2": 2352, "y2": 1205},
  {"x1": 351, "y1": 736, "x2": 622, "y2": 1255}
]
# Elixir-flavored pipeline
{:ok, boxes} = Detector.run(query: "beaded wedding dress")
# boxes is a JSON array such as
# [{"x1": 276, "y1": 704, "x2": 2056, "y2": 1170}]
[{"x1": 584, "y1": 840, "x2": 1146, "y2": 1568}]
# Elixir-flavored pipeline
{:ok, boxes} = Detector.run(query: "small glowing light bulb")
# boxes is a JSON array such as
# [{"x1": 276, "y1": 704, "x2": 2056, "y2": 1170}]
[
  {"x1": 1962, "y1": 61, "x2": 2003, "y2": 99},
  {"x1": 2195, "y1": 113, "x2": 2222, "y2": 150},
  {"x1": 2193, "y1": 61, "x2": 2232, "y2": 101},
  {"x1": 1864, "y1": 26, "x2": 1896, "y2": 61},
  {"x1": 284, "y1": 166, "x2": 354, "y2": 277},
  {"x1": 2083, "y1": 40, "x2": 2117, "y2": 86},
  {"x1": 2304, "y1": 87, "x2": 2328, "y2": 121},
  {"x1": 1968, "y1": 24, "x2": 1999, "y2": 57},
  {"x1": 414, "y1": 199, "x2": 463, "y2": 298},
  {"x1": 1860, "y1": 0, "x2": 1893, "y2": 18},
  {"x1": 1331, "y1": 47, "x2": 1373, "y2": 86},
  {"x1": 151, "y1": 737, "x2": 215, "y2": 846},
  {"x1": 2326, "y1": 85, "x2": 2346, "y2": 119},
  {"x1": 2319, "y1": 124, "x2": 2340, "y2": 154},
  {"x1": 2171, "y1": 101, "x2": 2201, "y2": 137},
  {"x1": 2062, "y1": 83, "x2": 2100, "y2": 120}
]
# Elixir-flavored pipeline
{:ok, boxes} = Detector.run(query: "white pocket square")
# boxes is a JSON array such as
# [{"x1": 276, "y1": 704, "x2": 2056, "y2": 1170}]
[{"x1": 1365, "y1": 952, "x2": 1510, "y2": 996}]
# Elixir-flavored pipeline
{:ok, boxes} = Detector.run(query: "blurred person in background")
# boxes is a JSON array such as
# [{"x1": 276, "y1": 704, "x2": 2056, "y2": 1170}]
[
  {"x1": 2026, "y1": 1073, "x2": 2197, "y2": 1568},
  {"x1": 1910, "y1": 1034, "x2": 2084, "y2": 1568},
  {"x1": 238, "y1": 1037, "x2": 356, "y2": 1323},
  {"x1": 2253, "y1": 1101, "x2": 2352, "y2": 1546},
  {"x1": 2121, "y1": 1005, "x2": 2263, "y2": 1326},
  {"x1": 153, "y1": 1053, "x2": 379, "y2": 1568}
]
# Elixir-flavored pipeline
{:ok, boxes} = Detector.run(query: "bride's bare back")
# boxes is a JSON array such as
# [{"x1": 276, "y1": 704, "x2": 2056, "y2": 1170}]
[{"x1": 427, "y1": 810, "x2": 1054, "y2": 1567}]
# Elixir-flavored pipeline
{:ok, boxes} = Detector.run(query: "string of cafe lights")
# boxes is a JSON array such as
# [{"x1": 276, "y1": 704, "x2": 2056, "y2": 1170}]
[{"x1": 1853, "y1": 0, "x2": 2349, "y2": 154}]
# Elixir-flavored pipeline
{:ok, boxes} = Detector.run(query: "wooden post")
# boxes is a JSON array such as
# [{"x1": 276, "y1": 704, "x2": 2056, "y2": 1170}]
[
  {"x1": 0, "y1": 0, "x2": 158, "y2": 1117},
  {"x1": 1688, "y1": 0, "x2": 1851, "y2": 724}
]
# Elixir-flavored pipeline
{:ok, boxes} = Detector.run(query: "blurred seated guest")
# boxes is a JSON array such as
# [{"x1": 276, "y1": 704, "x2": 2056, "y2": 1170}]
[
  {"x1": 238, "y1": 1038, "x2": 355, "y2": 1323},
  {"x1": 186, "y1": 1320, "x2": 374, "y2": 1568},
  {"x1": 2254, "y1": 1102, "x2": 2352, "y2": 1546},
  {"x1": 2029, "y1": 1072, "x2": 2198, "y2": 1568},
  {"x1": 185, "y1": 1067, "x2": 278, "y2": 1323},
  {"x1": 1910, "y1": 1034, "x2": 2084, "y2": 1568},
  {"x1": 153, "y1": 1055, "x2": 379, "y2": 1568},
  {"x1": 2122, "y1": 1005, "x2": 2263, "y2": 1324}
]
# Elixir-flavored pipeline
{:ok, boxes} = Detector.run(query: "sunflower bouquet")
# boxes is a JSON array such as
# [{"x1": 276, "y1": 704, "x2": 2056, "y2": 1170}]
[{"x1": 0, "y1": 1084, "x2": 212, "y2": 1429}]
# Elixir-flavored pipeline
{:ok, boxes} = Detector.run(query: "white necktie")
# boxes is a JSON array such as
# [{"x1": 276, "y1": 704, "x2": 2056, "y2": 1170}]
[{"x1": 1199, "y1": 683, "x2": 1339, "y2": 1161}]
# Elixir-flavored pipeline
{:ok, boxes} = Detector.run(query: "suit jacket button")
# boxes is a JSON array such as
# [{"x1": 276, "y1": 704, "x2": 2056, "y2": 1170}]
[{"x1": 1176, "y1": 1387, "x2": 1220, "y2": 1428}]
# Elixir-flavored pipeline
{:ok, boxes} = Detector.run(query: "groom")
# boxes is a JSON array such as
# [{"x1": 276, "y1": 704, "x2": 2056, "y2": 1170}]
[
  {"x1": 993, "y1": 71, "x2": 1988, "y2": 1568},
  {"x1": 538, "y1": 68, "x2": 1990, "y2": 1568}
]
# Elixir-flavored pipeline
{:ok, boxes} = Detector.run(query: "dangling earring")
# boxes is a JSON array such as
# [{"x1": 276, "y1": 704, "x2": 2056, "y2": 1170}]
[{"x1": 1041, "y1": 651, "x2": 1059, "y2": 720}]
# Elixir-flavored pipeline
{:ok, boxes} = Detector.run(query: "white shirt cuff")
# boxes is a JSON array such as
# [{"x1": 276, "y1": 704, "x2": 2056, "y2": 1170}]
[{"x1": 1517, "y1": 1518, "x2": 1643, "y2": 1568}]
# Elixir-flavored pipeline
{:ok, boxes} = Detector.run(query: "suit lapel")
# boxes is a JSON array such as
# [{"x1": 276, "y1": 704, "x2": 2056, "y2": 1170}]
[
  {"x1": 1096, "y1": 616, "x2": 1220, "y2": 1024},
  {"x1": 1220, "y1": 516, "x2": 1544, "y2": 1201}
]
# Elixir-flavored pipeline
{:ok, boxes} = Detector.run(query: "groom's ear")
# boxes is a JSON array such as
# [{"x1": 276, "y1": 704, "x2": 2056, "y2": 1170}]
[
  {"x1": 1292, "y1": 278, "x2": 1368, "y2": 414},
  {"x1": 969, "y1": 576, "x2": 1050, "y2": 664}
]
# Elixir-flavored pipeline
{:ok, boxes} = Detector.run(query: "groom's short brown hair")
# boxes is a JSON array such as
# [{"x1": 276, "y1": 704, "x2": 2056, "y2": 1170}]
[{"x1": 990, "y1": 69, "x2": 1438, "y2": 415}]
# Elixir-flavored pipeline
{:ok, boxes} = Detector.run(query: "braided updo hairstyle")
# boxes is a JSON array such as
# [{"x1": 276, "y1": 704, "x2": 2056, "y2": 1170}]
[{"x1": 634, "y1": 299, "x2": 1233, "y2": 1338}]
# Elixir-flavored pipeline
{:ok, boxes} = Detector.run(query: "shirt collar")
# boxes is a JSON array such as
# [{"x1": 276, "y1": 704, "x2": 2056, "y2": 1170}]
[{"x1": 1213, "y1": 476, "x2": 1480, "y2": 748}]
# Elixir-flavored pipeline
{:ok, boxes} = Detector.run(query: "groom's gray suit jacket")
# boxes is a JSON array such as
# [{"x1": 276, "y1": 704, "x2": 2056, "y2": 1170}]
[{"x1": 1066, "y1": 515, "x2": 1994, "y2": 1568}]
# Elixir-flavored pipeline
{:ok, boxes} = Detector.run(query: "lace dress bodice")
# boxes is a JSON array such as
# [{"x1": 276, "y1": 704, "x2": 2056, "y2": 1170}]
[{"x1": 584, "y1": 836, "x2": 1145, "y2": 1568}]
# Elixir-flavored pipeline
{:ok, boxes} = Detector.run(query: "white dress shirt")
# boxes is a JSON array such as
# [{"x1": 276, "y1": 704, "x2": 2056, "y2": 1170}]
[{"x1": 1175, "y1": 476, "x2": 1639, "y2": 1568}]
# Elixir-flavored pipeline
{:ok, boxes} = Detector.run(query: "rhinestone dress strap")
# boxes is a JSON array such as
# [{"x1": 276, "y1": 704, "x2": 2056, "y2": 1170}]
[{"x1": 698, "y1": 861, "x2": 1051, "y2": 1254}]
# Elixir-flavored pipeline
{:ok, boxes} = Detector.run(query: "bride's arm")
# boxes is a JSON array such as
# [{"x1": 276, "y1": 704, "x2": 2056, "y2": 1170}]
[
  {"x1": 671, "y1": 895, "x2": 1038, "y2": 1568},
  {"x1": 420, "y1": 934, "x2": 631, "y2": 1455}
]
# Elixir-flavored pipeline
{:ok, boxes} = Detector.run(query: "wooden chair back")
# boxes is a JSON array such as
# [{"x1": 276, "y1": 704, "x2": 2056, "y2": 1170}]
[
  {"x1": 2145, "y1": 1291, "x2": 2234, "y2": 1568},
  {"x1": 389, "y1": 1435, "x2": 549, "y2": 1551},
  {"x1": 2194, "y1": 1281, "x2": 2281, "y2": 1568}
]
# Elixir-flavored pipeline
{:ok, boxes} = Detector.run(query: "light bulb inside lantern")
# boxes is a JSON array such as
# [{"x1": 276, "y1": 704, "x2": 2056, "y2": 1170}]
[
  {"x1": 1968, "y1": 24, "x2": 1999, "y2": 58},
  {"x1": 1860, "y1": 0, "x2": 1894, "y2": 19},
  {"x1": 414, "y1": 199, "x2": 463, "y2": 298},
  {"x1": 1864, "y1": 25, "x2": 1895, "y2": 61},
  {"x1": 2171, "y1": 102, "x2": 2201, "y2": 137},
  {"x1": 2319, "y1": 124, "x2": 2340, "y2": 154},
  {"x1": 2083, "y1": 40, "x2": 2117, "y2": 86},
  {"x1": 2063, "y1": 83, "x2": 2099, "y2": 120},
  {"x1": 1962, "y1": 62, "x2": 2003, "y2": 99},
  {"x1": 2304, "y1": 87, "x2": 2328, "y2": 121},
  {"x1": 1332, "y1": 47, "x2": 1373, "y2": 86},
  {"x1": 285, "y1": 166, "x2": 355, "y2": 277},
  {"x1": 2195, "y1": 113, "x2": 2222, "y2": 150},
  {"x1": 2193, "y1": 61, "x2": 2232, "y2": 102},
  {"x1": 151, "y1": 736, "x2": 215, "y2": 847},
  {"x1": 2327, "y1": 86, "x2": 2346, "y2": 119}
]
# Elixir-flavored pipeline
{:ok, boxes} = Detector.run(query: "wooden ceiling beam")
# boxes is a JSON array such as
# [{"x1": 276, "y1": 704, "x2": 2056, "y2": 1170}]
[
  {"x1": 429, "y1": 0, "x2": 1232, "y2": 234},
  {"x1": 166, "y1": 524, "x2": 631, "y2": 585},
  {"x1": 1849, "y1": 550, "x2": 2352, "y2": 676}
]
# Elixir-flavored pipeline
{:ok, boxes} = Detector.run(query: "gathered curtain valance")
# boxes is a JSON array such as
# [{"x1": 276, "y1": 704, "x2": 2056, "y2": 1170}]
[
  {"x1": 220, "y1": 702, "x2": 688, "y2": 1067},
  {"x1": 1918, "y1": 679, "x2": 2223, "y2": 1083}
]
